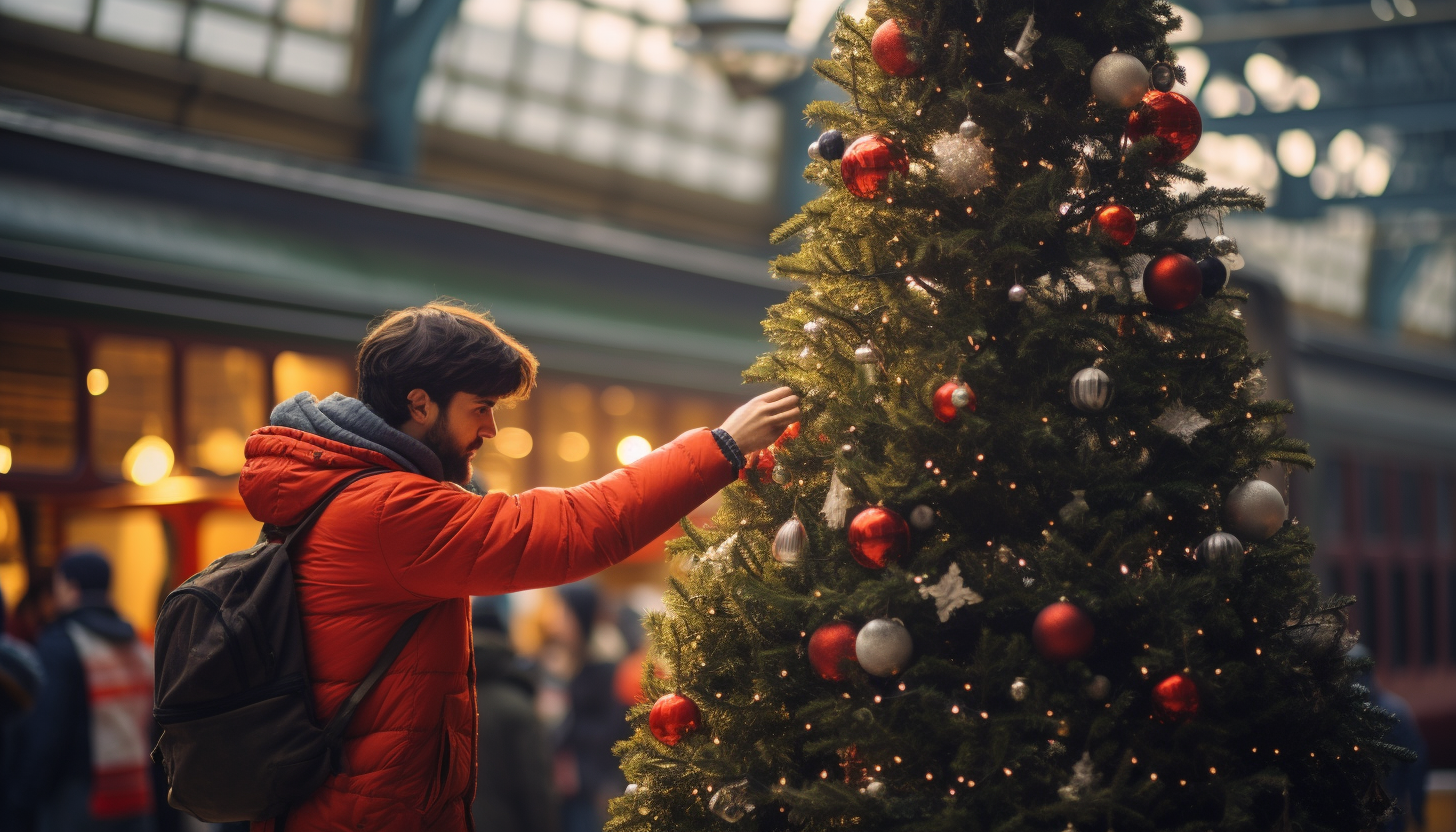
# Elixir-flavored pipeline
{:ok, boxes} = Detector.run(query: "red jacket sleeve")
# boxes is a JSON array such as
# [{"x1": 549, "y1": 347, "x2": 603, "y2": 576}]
[{"x1": 372, "y1": 428, "x2": 735, "y2": 599}]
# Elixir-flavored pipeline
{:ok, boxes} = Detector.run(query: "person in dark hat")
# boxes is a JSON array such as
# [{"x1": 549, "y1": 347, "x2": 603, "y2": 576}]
[
  {"x1": 471, "y1": 596, "x2": 556, "y2": 832},
  {"x1": 13, "y1": 550, "x2": 155, "y2": 832},
  {"x1": 1, "y1": 582, "x2": 44, "y2": 832}
]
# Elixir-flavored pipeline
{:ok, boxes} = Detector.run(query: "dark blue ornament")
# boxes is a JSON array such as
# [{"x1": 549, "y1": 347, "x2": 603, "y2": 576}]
[
  {"x1": 817, "y1": 130, "x2": 846, "y2": 161},
  {"x1": 1198, "y1": 256, "x2": 1229, "y2": 298}
]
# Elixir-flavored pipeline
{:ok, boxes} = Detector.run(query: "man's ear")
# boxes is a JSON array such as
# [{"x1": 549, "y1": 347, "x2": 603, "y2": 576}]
[{"x1": 405, "y1": 388, "x2": 435, "y2": 425}]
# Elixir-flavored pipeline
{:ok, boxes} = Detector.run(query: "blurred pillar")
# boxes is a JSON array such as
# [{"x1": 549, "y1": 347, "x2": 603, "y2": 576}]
[
  {"x1": 360, "y1": 0, "x2": 464, "y2": 175},
  {"x1": 1366, "y1": 242, "x2": 1433, "y2": 336}
]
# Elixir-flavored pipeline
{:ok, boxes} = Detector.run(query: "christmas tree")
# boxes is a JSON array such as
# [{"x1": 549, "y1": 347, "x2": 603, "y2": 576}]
[{"x1": 609, "y1": 2, "x2": 1405, "y2": 830}]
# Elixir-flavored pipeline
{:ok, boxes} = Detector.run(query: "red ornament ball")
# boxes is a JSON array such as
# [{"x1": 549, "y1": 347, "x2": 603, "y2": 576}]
[
  {"x1": 649, "y1": 692, "x2": 702, "y2": 745},
  {"x1": 1126, "y1": 90, "x2": 1202, "y2": 165},
  {"x1": 840, "y1": 135, "x2": 909, "y2": 200},
  {"x1": 871, "y1": 19, "x2": 923, "y2": 77},
  {"x1": 1143, "y1": 252, "x2": 1203, "y2": 312},
  {"x1": 1095, "y1": 203, "x2": 1137, "y2": 246},
  {"x1": 847, "y1": 506, "x2": 910, "y2": 569},
  {"x1": 808, "y1": 621, "x2": 859, "y2": 681},
  {"x1": 1032, "y1": 602, "x2": 1095, "y2": 662},
  {"x1": 932, "y1": 380, "x2": 976, "y2": 422},
  {"x1": 774, "y1": 421, "x2": 802, "y2": 448},
  {"x1": 1152, "y1": 673, "x2": 1201, "y2": 722}
]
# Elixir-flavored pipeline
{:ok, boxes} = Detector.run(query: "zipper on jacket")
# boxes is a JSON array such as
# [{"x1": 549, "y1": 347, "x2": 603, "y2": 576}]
[
  {"x1": 153, "y1": 673, "x2": 308, "y2": 724},
  {"x1": 164, "y1": 586, "x2": 251, "y2": 689}
]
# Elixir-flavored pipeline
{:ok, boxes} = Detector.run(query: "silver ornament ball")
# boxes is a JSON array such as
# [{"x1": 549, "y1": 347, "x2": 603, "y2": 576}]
[
  {"x1": 1197, "y1": 530, "x2": 1243, "y2": 563},
  {"x1": 1090, "y1": 52, "x2": 1150, "y2": 108},
  {"x1": 1086, "y1": 675, "x2": 1112, "y2": 701},
  {"x1": 1008, "y1": 283, "x2": 1028, "y2": 303},
  {"x1": 1224, "y1": 479, "x2": 1287, "y2": 541},
  {"x1": 1211, "y1": 234, "x2": 1239, "y2": 257},
  {"x1": 808, "y1": 141, "x2": 824, "y2": 161},
  {"x1": 772, "y1": 516, "x2": 807, "y2": 563},
  {"x1": 625, "y1": 783, "x2": 641, "y2": 796},
  {"x1": 772, "y1": 462, "x2": 790, "y2": 484},
  {"x1": 950, "y1": 386, "x2": 972, "y2": 409},
  {"x1": 1068, "y1": 367, "x2": 1113, "y2": 412},
  {"x1": 708, "y1": 779, "x2": 755, "y2": 823},
  {"x1": 1010, "y1": 677, "x2": 1029, "y2": 701},
  {"x1": 958, "y1": 117, "x2": 983, "y2": 140},
  {"x1": 855, "y1": 618, "x2": 914, "y2": 677},
  {"x1": 1149, "y1": 61, "x2": 1176, "y2": 92},
  {"x1": 864, "y1": 779, "x2": 886, "y2": 797},
  {"x1": 908, "y1": 504, "x2": 935, "y2": 530}
]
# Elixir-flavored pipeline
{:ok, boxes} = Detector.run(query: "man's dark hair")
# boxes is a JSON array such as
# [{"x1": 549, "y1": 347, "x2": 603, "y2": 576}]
[{"x1": 358, "y1": 300, "x2": 539, "y2": 426}]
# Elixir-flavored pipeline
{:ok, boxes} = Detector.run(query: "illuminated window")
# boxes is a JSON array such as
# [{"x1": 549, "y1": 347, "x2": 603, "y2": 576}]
[
  {"x1": 0, "y1": 323, "x2": 78, "y2": 474},
  {"x1": 63, "y1": 508, "x2": 169, "y2": 637},
  {"x1": 273, "y1": 351, "x2": 354, "y2": 404},
  {"x1": 417, "y1": 0, "x2": 781, "y2": 203},
  {"x1": 0, "y1": 0, "x2": 358, "y2": 95},
  {"x1": 186, "y1": 346, "x2": 267, "y2": 476},
  {"x1": 91, "y1": 336, "x2": 175, "y2": 482},
  {"x1": 198, "y1": 508, "x2": 263, "y2": 572}
]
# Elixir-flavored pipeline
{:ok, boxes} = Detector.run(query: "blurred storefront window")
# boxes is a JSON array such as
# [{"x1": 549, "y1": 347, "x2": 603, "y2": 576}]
[
  {"x1": 417, "y1": 0, "x2": 782, "y2": 204},
  {"x1": 186, "y1": 345, "x2": 267, "y2": 477},
  {"x1": 0, "y1": 323, "x2": 78, "y2": 475},
  {"x1": 273, "y1": 350, "x2": 355, "y2": 404},
  {"x1": 0, "y1": 0, "x2": 359, "y2": 94},
  {"x1": 198, "y1": 507, "x2": 264, "y2": 572},
  {"x1": 92, "y1": 335, "x2": 176, "y2": 484},
  {"x1": 63, "y1": 507, "x2": 169, "y2": 636}
]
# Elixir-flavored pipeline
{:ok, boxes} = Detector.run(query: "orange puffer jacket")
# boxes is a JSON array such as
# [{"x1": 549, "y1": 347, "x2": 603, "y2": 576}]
[{"x1": 239, "y1": 425, "x2": 733, "y2": 832}]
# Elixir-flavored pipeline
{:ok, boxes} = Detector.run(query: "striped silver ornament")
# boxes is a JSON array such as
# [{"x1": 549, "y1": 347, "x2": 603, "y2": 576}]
[
  {"x1": 772, "y1": 516, "x2": 808, "y2": 563},
  {"x1": 1196, "y1": 531, "x2": 1243, "y2": 562},
  {"x1": 1068, "y1": 367, "x2": 1112, "y2": 412}
]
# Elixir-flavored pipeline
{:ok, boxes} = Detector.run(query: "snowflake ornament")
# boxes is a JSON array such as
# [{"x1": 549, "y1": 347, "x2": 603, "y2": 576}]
[
  {"x1": 918, "y1": 563, "x2": 983, "y2": 622},
  {"x1": 1153, "y1": 400, "x2": 1211, "y2": 444}
]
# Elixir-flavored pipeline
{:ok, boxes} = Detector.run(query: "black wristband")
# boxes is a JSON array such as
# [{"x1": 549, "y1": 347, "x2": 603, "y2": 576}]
[{"x1": 711, "y1": 428, "x2": 746, "y2": 471}]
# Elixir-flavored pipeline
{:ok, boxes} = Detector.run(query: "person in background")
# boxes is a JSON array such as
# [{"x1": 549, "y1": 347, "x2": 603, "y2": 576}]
[
  {"x1": 471, "y1": 596, "x2": 556, "y2": 832},
  {"x1": 1, "y1": 584, "x2": 45, "y2": 832},
  {"x1": 1349, "y1": 644, "x2": 1428, "y2": 832},
  {"x1": 13, "y1": 551, "x2": 156, "y2": 832},
  {"x1": 553, "y1": 583, "x2": 631, "y2": 832}
]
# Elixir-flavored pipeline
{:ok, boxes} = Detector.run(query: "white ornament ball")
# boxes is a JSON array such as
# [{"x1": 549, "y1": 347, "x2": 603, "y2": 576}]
[
  {"x1": 931, "y1": 132, "x2": 994, "y2": 196},
  {"x1": 1068, "y1": 367, "x2": 1113, "y2": 412},
  {"x1": 1090, "y1": 52, "x2": 1151, "y2": 108},
  {"x1": 864, "y1": 779, "x2": 886, "y2": 797},
  {"x1": 1008, "y1": 283, "x2": 1027, "y2": 303},
  {"x1": 1010, "y1": 677, "x2": 1029, "y2": 701},
  {"x1": 855, "y1": 618, "x2": 913, "y2": 677},
  {"x1": 958, "y1": 117, "x2": 983, "y2": 140},
  {"x1": 625, "y1": 783, "x2": 641, "y2": 796},
  {"x1": 1197, "y1": 531, "x2": 1243, "y2": 562},
  {"x1": 908, "y1": 504, "x2": 935, "y2": 530},
  {"x1": 1224, "y1": 479, "x2": 1287, "y2": 541},
  {"x1": 772, "y1": 516, "x2": 807, "y2": 563},
  {"x1": 1085, "y1": 675, "x2": 1111, "y2": 701}
]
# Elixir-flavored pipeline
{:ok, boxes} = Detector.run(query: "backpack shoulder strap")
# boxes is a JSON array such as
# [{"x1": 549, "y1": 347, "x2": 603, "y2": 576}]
[
  {"x1": 281, "y1": 468, "x2": 392, "y2": 551},
  {"x1": 321, "y1": 608, "x2": 428, "y2": 754}
]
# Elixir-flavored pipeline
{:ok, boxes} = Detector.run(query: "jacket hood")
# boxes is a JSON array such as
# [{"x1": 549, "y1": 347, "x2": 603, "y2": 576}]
[
  {"x1": 67, "y1": 605, "x2": 136, "y2": 643},
  {"x1": 270, "y1": 392, "x2": 443, "y2": 480}
]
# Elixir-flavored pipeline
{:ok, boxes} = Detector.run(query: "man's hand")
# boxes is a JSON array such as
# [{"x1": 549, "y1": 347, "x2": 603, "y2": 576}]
[{"x1": 719, "y1": 387, "x2": 801, "y2": 453}]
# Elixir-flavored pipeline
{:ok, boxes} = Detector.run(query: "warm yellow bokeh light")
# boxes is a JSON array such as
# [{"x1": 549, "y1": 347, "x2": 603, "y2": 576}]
[
  {"x1": 0, "y1": 445, "x2": 10, "y2": 475},
  {"x1": 600, "y1": 385, "x2": 635, "y2": 416},
  {"x1": 86, "y1": 368, "x2": 110, "y2": 396},
  {"x1": 558, "y1": 432, "x2": 591, "y2": 462},
  {"x1": 197, "y1": 427, "x2": 246, "y2": 475},
  {"x1": 493, "y1": 427, "x2": 534, "y2": 459},
  {"x1": 616, "y1": 435, "x2": 651, "y2": 465},
  {"x1": 123, "y1": 436, "x2": 174, "y2": 485}
]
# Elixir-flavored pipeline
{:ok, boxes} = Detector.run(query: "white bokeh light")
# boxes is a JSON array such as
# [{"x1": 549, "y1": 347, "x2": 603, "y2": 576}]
[{"x1": 1276, "y1": 129, "x2": 1317, "y2": 177}]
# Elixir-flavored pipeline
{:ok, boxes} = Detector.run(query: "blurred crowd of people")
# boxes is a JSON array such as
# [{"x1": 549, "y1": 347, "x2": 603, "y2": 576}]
[{"x1": 0, "y1": 547, "x2": 661, "y2": 832}]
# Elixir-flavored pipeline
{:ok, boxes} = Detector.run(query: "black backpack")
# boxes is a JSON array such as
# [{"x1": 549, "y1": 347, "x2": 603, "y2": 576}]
[{"x1": 152, "y1": 469, "x2": 427, "y2": 823}]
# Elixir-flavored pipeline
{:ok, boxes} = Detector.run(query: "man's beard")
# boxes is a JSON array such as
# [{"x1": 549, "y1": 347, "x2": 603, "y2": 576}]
[{"x1": 421, "y1": 412, "x2": 479, "y2": 484}]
